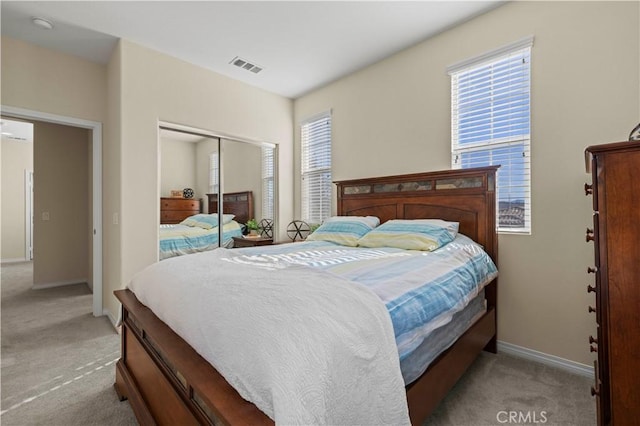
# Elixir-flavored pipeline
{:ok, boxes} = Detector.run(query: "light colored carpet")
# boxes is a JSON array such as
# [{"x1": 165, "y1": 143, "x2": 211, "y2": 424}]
[
  {"x1": 1, "y1": 261, "x2": 595, "y2": 425},
  {"x1": 425, "y1": 351, "x2": 596, "y2": 425},
  {"x1": 1, "y1": 261, "x2": 135, "y2": 425}
]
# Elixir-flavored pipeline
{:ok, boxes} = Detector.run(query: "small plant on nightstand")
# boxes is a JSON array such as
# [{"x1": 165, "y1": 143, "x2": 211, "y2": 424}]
[{"x1": 246, "y1": 218, "x2": 259, "y2": 236}]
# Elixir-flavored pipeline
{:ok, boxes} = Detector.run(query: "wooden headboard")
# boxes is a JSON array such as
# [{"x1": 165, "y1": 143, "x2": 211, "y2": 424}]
[
  {"x1": 206, "y1": 191, "x2": 254, "y2": 225},
  {"x1": 335, "y1": 166, "x2": 499, "y2": 266}
]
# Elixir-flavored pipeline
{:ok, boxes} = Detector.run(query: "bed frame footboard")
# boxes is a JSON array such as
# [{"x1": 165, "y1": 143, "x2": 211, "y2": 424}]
[{"x1": 114, "y1": 289, "x2": 273, "y2": 426}]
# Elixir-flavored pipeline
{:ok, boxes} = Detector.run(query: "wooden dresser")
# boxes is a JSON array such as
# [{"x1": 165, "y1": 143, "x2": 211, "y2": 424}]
[
  {"x1": 160, "y1": 198, "x2": 201, "y2": 224},
  {"x1": 585, "y1": 141, "x2": 640, "y2": 425}
]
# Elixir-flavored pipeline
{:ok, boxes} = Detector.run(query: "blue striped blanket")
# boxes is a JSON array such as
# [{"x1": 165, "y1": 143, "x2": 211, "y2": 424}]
[
  {"x1": 226, "y1": 234, "x2": 497, "y2": 359},
  {"x1": 159, "y1": 221, "x2": 243, "y2": 260}
]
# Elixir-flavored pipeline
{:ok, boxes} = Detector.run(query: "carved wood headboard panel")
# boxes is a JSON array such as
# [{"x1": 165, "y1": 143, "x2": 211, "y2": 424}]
[{"x1": 206, "y1": 191, "x2": 254, "y2": 225}]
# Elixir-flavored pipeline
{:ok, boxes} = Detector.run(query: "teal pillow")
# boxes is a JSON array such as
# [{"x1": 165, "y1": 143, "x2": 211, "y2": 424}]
[
  {"x1": 306, "y1": 216, "x2": 380, "y2": 247},
  {"x1": 357, "y1": 219, "x2": 458, "y2": 251},
  {"x1": 180, "y1": 214, "x2": 235, "y2": 229}
]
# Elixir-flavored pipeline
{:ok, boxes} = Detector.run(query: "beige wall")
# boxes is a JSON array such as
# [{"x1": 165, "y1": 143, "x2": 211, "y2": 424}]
[
  {"x1": 160, "y1": 138, "x2": 197, "y2": 198},
  {"x1": 193, "y1": 138, "x2": 265, "y2": 219},
  {"x1": 1, "y1": 37, "x2": 106, "y2": 123},
  {"x1": 221, "y1": 139, "x2": 263, "y2": 219},
  {"x1": 114, "y1": 40, "x2": 293, "y2": 320},
  {"x1": 33, "y1": 121, "x2": 90, "y2": 287},
  {"x1": 294, "y1": 1, "x2": 640, "y2": 365},
  {"x1": 160, "y1": 136, "x2": 263, "y2": 210},
  {"x1": 0, "y1": 131, "x2": 33, "y2": 261}
]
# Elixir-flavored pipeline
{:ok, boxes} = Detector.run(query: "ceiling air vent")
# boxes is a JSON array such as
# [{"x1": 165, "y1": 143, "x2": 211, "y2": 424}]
[{"x1": 229, "y1": 56, "x2": 263, "y2": 74}]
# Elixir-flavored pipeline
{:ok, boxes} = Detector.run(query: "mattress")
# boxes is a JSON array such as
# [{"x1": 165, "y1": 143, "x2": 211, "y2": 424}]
[
  {"x1": 401, "y1": 290, "x2": 486, "y2": 384},
  {"x1": 159, "y1": 220, "x2": 243, "y2": 260},
  {"x1": 231, "y1": 233, "x2": 497, "y2": 362}
]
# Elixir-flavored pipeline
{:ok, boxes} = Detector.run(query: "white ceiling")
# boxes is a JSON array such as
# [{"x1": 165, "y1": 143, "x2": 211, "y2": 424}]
[{"x1": 1, "y1": 1, "x2": 504, "y2": 99}]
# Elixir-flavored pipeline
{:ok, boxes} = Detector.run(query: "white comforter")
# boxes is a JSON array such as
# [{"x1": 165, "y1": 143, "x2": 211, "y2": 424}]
[{"x1": 128, "y1": 248, "x2": 410, "y2": 425}]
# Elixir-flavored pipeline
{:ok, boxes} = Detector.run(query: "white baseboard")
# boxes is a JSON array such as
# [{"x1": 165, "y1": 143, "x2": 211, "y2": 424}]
[
  {"x1": 498, "y1": 340, "x2": 594, "y2": 379},
  {"x1": 32, "y1": 279, "x2": 88, "y2": 290},
  {"x1": 104, "y1": 308, "x2": 118, "y2": 329},
  {"x1": 1, "y1": 258, "x2": 29, "y2": 264}
]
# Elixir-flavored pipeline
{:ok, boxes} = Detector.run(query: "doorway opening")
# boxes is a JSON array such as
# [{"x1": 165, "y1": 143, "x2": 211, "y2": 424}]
[{"x1": 1, "y1": 105, "x2": 103, "y2": 317}]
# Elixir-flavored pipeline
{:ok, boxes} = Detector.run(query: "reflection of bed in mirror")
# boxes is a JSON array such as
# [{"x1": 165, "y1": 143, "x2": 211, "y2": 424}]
[
  {"x1": 159, "y1": 191, "x2": 254, "y2": 259},
  {"x1": 117, "y1": 167, "x2": 499, "y2": 425},
  {"x1": 207, "y1": 191, "x2": 254, "y2": 228}
]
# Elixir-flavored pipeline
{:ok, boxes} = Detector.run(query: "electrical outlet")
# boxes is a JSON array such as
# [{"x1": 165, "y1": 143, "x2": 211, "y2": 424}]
[{"x1": 112, "y1": 213, "x2": 119, "y2": 225}]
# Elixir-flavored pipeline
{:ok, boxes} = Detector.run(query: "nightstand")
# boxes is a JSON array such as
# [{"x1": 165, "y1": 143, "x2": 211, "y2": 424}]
[{"x1": 232, "y1": 236, "x2": 273, "y2": 248}]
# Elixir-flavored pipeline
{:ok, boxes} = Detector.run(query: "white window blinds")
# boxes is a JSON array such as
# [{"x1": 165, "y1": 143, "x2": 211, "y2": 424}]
[
  {"x1": 209, "y1": 151, "x2": 219, "y2": 194},
  {"x1": 301, "y1": 111, "x2": 332, "y2": 224},
  {"x1": 262, "y1": 146, "x2": 275, "y2": 220},
  {"x1": 449, "y1": 37, "x2": 533, "y2": 233}
]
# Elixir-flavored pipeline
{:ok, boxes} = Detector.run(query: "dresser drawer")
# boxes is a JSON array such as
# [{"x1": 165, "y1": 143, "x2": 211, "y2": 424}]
[
  {"x1": 160, "y1": 198, "x2": 201, "y2": 224},
  {"x1": 161, "y1": 210, "x2": 196, "y2": 224},
  {"x1": 161, "y1": 199, "x2": 200, "y2": 211}
]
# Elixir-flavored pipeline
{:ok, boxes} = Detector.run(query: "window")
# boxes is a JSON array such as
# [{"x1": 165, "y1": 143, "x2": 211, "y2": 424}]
[
  {"x1": 301, "y1": 111, "x2": 332, "y2": 224},
  {"x1": 262, "y1": 146, "x2": 275, "y2": 220},
  {"x1": 209, "y1": 151, "x2": 219, "y2": 194},
  {"x1": 449, "y1": 36, "x2": 533, "y2": 233}
]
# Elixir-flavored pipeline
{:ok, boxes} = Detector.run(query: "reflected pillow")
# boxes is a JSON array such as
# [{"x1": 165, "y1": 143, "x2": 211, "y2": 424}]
[
  {"x1": 306, "y1": 216, "x2": 380, "y2": 247},
  {"x1": 357, "y1": 219, "x2": 459, "y2": 251},
  {"x1": 180, "y1": 213, "x2": 235, "y2": 229}
]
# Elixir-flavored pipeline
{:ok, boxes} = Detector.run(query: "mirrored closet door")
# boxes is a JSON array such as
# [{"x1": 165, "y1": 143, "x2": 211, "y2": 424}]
[
  {"x1": 218, "y1": 139, "x2": 276, "y2": 243},
  {"x1": 158, "y1": 126, "x2": 276, "y2": 260}
]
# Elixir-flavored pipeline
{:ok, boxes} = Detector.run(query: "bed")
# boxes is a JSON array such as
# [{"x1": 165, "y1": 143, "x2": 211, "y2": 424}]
[
  {"x1": 115, "y1": 166, "x2": 499, "y2": 425},
  {"x1": 158, "y1": 191, "x2": 254, "y2": 259},
  {"x1": 159, "y1": 221, "x2": 243, "y2": 260}
]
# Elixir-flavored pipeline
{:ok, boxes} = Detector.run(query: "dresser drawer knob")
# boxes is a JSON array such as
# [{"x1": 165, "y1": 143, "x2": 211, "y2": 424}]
[
  {"x1": 589, "y1": 336, "x2": 598, "y2": 345},
  {"x1": 588, "y1": 305, "x2": 596, "y2": 313},
  {"x1": 587, "y1": 267, "x2": 597, "y2": 274},
  {"x1": 584, "y1": 183, "x2": 593, "y2": 195},
  {"x1": 590, "y1": 345, "x2": 597, "y2": 353},
  {"x1": 587, "y1": 284, "x2": 596, "y2": 293},
  {"x1": 591, "y1": 386, "x2": 599, "y2": 397}
]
